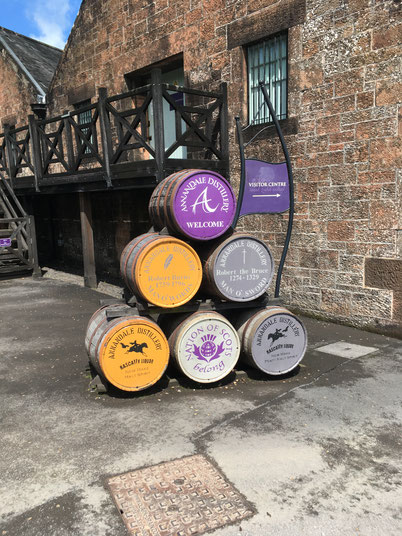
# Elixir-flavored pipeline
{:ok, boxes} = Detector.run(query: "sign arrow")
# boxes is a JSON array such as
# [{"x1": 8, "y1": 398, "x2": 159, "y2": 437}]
[
  {"x1": 240, "y1": 160, "x2": 290, "y2": 217},
  {"x1": 252, "y1": 193, "x2": 281, "y2": 198}
]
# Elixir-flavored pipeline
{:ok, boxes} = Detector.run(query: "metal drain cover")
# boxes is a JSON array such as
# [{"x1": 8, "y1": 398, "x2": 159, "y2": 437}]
[{"x1": 107, "y1": 454, "x2": 255, "y2": 535}]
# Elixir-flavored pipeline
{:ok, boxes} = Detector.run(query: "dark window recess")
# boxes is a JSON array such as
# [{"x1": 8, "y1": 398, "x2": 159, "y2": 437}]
[
  {"x1": 75, "y1": 99, "x2": 92, "y2": 155},
  {"x1": 247, "y1": 32, "x2": 288, "y2": 125},
  {"x1": 125, "y1": 54, "x2": 183, "y2": 89}
]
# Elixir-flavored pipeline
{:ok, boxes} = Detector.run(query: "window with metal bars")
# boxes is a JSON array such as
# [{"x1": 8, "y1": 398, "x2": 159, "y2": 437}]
[
  {"x1": 75, "y1": 100, "x2": 92, "y2": 155},
  {"x1": 247, "y1": 32, "x2": 288, "y2": 125}
]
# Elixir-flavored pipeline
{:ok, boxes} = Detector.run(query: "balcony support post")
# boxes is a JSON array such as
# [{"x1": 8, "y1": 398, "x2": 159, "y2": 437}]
[
  {"x1": 98, "y1": 87, "x2": 113, "y2": 188},
  {"x1": 151, "y1": 69, "x2": 165, "y2": 183},
  {"x1": 79, "y1": 191, "x2": 97, "y2": 289},
  {"x1": 28, "y1": 114, "x2": 42, "y2": 192}
]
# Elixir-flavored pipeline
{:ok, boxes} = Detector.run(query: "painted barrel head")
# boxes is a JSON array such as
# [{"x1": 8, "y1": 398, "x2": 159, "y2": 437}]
[
  {"x1": 251, "y1": 312, "x2": 307, "y2": 374},
  {"x1": 172, "y1": 171, "x2": 236, "y2": 240},
  {"x1": 213, "y1": 236, "x2": 274, "y2": 301},
  {"x1": 175, "y1": 314, "x2": 240, "y2": 383},
  {"x1": 136, "y1": 237, "x2": 202, "y2": 307},
  {"x1": 98, "y1": 318, "x2": 169, "y2": 391}
]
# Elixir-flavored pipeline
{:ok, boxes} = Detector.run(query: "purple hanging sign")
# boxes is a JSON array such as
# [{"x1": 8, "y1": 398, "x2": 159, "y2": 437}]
[
  {"x1": 0, "y1": 238, "x2": 11, "y2": 247},
  {"x1": 239, "y1": 160, "x2": 290, "y2": 217}
]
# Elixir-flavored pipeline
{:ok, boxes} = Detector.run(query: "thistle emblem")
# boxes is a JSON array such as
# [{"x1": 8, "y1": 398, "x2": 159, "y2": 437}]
[{"x1": 192, "y1": 334, "x2": 225, "y2": 363}]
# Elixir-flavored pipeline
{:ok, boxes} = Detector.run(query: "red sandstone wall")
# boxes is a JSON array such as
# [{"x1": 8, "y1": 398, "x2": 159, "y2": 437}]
[
  {"x1": 46, "y1": 0, "x2": 401, "y2": 334},
  {"x1": 244, "y1": 0, "x2": 402, "y2": 335},
  {"x1": 0, "y1": 49, "x2": 37, "y2": 127}
]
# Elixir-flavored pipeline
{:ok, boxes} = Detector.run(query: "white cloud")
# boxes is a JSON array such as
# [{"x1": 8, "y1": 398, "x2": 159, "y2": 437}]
[{"x1": 29, "y1": 0, "x2": 76, "y2": 49}]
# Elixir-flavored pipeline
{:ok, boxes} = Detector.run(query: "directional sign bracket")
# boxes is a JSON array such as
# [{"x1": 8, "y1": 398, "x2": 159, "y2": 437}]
[{"x1": 232, "y1": 81, "x2": 295, "y2": 299}]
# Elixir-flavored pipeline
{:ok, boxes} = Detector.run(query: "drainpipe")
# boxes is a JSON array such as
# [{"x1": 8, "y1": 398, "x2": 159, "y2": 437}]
[{"x1": 0, "y1": 33, "x2": 46, "y2": 104}]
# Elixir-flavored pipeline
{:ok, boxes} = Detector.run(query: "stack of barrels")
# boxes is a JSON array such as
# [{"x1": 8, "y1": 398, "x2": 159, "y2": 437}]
[{"x1": 85, "y1": 170, "x2": 307, "y2": 392}]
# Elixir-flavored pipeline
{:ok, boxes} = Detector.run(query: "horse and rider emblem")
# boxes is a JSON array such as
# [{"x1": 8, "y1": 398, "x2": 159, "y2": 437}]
[
  {"x1": 120, "y1": 340, "x2": 148, "y2": 355},
  {"x1": 267, "y1": 326, "x2": 289, "y2": 346}
]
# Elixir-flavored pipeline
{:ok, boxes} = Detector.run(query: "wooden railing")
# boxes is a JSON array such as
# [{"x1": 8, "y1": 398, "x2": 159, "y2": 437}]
[
  {"x1": 0, "y1": 74, "x2": 228, "y2": 191},
  {"x1": 0, "y1": 171, "x2": 40, "y2": 275}
]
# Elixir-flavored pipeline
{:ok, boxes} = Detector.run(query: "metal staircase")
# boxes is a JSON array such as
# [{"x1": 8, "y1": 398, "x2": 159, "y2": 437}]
[{"x1": 0, "y1": 171, "x2": 40, "y2": 276}]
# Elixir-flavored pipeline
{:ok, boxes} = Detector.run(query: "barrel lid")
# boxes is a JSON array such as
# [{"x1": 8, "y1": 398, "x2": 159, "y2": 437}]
[
  {"x1": 98, "y1": 317, "x2": 169, "y2": 391},
  {"x1": 211, "y1": 234, "x2": 274, "y2": 301},
  {"x1": 170, "y1": 170, "x2": 236, "y2": 241},
  {"x1": 173, "y1": 312, "x2": 240, "y2": 383},
  {"x1": 135, "y1": 236, "x2": 202, "y2": 308},
  {"x1": 249, "y1": 309, "x2": 307, "y2": 375}
]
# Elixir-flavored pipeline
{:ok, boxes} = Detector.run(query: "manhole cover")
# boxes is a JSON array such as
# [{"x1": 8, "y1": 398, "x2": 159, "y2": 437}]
[
  {"x1": 315, "y1": 341, "x2": 378, "y2": 358},
  {"x1": 107, "y1": 454, "x2": 255, "y2": 535}
]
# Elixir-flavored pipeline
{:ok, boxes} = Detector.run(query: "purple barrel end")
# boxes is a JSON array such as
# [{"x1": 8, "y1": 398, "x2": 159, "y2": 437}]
[{"x1": 172, "y1": 170, "x2": 236, "y2": 241}]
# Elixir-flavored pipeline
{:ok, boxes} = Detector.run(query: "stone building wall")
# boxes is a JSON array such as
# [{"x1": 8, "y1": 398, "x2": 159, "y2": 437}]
[
  {"x1": 0, "y1": 49, "x2": 37, "y2": 127},
  {"x1": 46, "y1": 0, "x2": 401, "y2": 334}
]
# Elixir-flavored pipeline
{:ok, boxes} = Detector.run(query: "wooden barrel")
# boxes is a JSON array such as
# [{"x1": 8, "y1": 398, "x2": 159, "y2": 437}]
[
  {"x1": 120, "y1": 232, "x2": 202, "y2": 307},
  {"x1": 159, "y1": 311, "x2": 240, "y2": 383},
  {"x1": 149, "y1": 169, "x2": 237, "y2": 241},
  {"x1": 85, "y1": 303, "x2": 130, "y2": 357},
  {"x1": 201, "y1": 233, "x2": 275, "y2": 301},
  {"x1": 149, "y1": 170, "x2": 190, "y2": 231},
  {"x1": 85, "y1": 305, "x2": 169, "y2": 391},
  {"x1": 232, "y1": 306, "x2": 307, "y2": 375}
]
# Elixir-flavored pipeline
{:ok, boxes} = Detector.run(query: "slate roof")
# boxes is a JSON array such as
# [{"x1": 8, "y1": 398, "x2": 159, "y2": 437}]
[{"x1": 0, "y1": 27, "x2": 62, "y2": 94}]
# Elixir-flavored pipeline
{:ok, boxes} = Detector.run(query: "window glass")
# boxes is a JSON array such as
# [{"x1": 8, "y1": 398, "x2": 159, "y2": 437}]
[
  {"x1": 75, "y1": 100, "x2": 92, "y2": 155},
  {"x1": 247, "y1": 33, "x2": 287, "y2": 125}
]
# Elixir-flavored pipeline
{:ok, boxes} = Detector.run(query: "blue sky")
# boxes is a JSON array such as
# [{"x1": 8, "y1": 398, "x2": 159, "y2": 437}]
[{"x1": 0, "y1": 0, "x2": 82, "y2": 49}]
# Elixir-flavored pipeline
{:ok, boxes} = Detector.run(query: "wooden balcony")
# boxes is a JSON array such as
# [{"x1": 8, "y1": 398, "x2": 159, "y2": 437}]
[{"x1": 0, "y1": 73, "x2": 229, "y2": 195}]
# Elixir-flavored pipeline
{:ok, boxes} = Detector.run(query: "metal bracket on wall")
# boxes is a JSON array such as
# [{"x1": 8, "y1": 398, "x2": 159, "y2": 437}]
[{"x1": 233, "y1": 81, "x2": 295, "y2": 299}]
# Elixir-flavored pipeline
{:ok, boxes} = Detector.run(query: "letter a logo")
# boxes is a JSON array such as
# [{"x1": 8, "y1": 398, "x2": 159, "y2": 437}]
[{"x1": 190, "y1": 187, "x2": 219, "y2": 214}]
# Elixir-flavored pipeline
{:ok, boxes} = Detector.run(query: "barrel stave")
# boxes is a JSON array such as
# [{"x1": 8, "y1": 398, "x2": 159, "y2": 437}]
[
  {"x1": 150, "y1": 170, "x2": 192, "y2": 233},
  {"x1": 120, "y1": 233, "x2": 156, "y2": 292},
  {"x1": 85, "y1": 303, "x2": 131, "y2": 373}
]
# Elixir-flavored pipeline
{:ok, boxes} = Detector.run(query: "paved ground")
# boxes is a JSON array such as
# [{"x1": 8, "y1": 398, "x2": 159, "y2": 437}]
[{"x1": 0, "y1": 277, "x2": 401, "y2": 536}]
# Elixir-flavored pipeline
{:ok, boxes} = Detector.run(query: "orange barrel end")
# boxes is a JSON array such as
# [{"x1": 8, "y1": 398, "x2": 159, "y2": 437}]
[
  {"x1": 120, "y1": 233, "x2": 202, "y2": 308},
  {"x1": 85, "y1": 305, "x2": 169, "y2": 391},
  {"x1": 159, "y1": 311, "x2": 240, "y2": 383},
  {"x1": 232, "y1": 306, "x2": 308, "y2": 375}
]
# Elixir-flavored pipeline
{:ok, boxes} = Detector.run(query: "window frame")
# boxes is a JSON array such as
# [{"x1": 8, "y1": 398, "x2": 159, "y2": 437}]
[
  {"x1": 246, "y1": 31, "x2": 288, "y2": 127},
  {"x1": 124, "y1": 56, "x2": 186, "y2": 157},
  {"x1": 74, "y1": 99, "x2": 93, "y2": 157}
]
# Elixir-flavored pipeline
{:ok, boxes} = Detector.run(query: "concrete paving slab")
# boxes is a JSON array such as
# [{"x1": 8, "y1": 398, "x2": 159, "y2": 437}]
[
  {"x1": 315, "y1": 341, "x2": 378, "y2": 358},
  {"x1": 0, "y1": 277, "x2": 401, "y2": 536}
]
